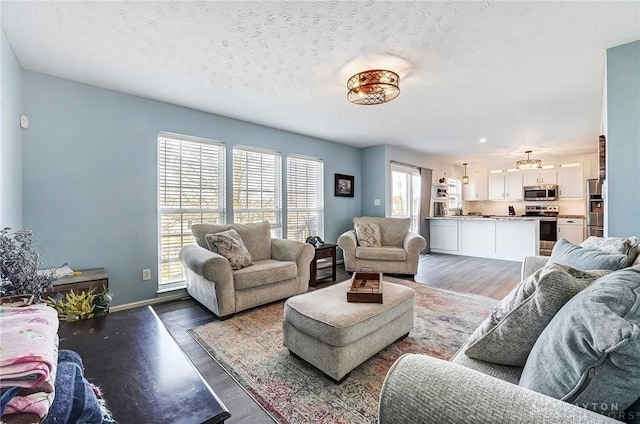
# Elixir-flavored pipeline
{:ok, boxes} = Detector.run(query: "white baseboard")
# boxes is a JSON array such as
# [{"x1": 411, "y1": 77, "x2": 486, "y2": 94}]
[{"x1": 110, "y1": 289, "x2": 188, "y2": 312}]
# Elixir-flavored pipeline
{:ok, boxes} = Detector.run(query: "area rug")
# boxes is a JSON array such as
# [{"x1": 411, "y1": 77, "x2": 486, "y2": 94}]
[{"x1": 188, "y1": 278, "x2": 498, "y2": 424}]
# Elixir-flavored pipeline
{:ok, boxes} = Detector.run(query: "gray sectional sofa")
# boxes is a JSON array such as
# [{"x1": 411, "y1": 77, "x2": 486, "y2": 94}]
[{"x1": 379, "y1": 236, "x2": 640, "y2": 424}]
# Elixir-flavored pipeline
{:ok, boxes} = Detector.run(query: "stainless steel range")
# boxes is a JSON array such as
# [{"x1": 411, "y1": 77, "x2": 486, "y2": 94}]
[{"x1": 523, "y1": 205, "x2": 559, "y2": 256}]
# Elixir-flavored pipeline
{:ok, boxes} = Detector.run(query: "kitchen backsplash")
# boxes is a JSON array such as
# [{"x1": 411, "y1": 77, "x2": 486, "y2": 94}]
[{"x1": 462, "y1": 199, "x2": 586, "y2": 216}]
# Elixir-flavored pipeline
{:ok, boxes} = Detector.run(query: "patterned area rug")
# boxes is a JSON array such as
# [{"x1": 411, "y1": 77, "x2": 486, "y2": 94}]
[{"x1": 188, "y1": 278, "x2": 497, "y2": 424}]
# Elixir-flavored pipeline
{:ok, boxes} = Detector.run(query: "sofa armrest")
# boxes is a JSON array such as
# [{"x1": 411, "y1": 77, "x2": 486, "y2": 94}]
[
  {"x1": 337, "y1": 230, "x2": 358, "y2": 271},
  {"x1": 179, "y1": 244, "x2": 234, "y2": 282},
  {"x1": 521, "y1": 255, "x2": 549, "y2": 280},
  {"x1": 271, "y1": 238, "x2": 315, "y2": 292},
  {"x1": 403, "y1": 231, "x2": 427, "y2": 253},
  {"x1": 379, "y1": 354, "x2": 618, "y2": 424}
]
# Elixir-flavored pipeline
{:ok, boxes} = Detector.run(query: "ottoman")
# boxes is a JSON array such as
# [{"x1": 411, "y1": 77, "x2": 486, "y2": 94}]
[{"x1": 283, "y1": 280, "x2": 415, "y2": 383}]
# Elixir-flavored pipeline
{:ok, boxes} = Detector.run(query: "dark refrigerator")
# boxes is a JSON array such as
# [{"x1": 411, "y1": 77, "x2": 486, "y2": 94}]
[{"x1": 586, "y1": 179, "x2": 604, "y2": 237}]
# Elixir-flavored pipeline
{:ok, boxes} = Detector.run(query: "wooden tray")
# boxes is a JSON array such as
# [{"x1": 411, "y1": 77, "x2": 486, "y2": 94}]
[{"x1": 347, "y1": 272, "x2": 383, "y2": 303}]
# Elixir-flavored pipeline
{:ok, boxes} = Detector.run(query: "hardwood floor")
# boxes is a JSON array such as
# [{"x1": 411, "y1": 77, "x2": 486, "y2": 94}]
[{"x1": 153, "y1": 253, "x2": 522, "y2": 423}]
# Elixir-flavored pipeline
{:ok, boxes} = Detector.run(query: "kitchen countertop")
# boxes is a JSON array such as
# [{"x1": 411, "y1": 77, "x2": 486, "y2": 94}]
[{"x1": 428, "y1": 215, "x2": 540, "y2": 221}]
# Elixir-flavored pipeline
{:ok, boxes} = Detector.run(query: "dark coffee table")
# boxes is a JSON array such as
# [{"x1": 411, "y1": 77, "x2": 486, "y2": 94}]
[{"x1": 58, "y1": 306, "x2": 230, "y2": 424}]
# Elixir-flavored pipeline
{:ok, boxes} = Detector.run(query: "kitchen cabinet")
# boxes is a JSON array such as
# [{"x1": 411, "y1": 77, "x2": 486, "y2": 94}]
[
  {"x1": 557, "y1": 166, "x2": 584, "y2": 198},
  {"x1": 522, "y1": 169, "x2": 556, "y2": 186},
  {"x1": 429, "y1": 220, "x2": 459, "y2": 252},
  {"x1": 488, "y1": 172, "x2": 523, "y2": 200},
  {"x1": 495, "y1": 220, "x2": 538, "y2": 261},
  {"x1": 557, "y1": 218, "x2": 585, "y2": 244},
  {"x1": 460, "y1": 220, "x2": 495, "y2": 257},
  {"x1": 463, "y1": 169, "x2": 488, "y2": 201}
]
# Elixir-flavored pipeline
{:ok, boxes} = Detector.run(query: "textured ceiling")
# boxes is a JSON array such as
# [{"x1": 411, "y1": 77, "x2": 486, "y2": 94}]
[{"x1": 2, "y1": 1, "x2": 639, "y2": 164}]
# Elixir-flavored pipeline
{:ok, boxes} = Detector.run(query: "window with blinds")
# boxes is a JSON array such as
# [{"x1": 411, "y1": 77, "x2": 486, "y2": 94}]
[
  {"x1": 286, "y1": 156, "x2": 324, "y2": 242},
  {"x1": 232, "y1": 147, "x2": 282, "y2": 237},
  {"x1": 158, "y1": 134, "x2": 225, "y2": 287}
]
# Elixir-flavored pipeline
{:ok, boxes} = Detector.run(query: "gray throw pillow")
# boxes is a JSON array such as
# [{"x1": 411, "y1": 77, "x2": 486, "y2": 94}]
[
  {"x1": 519, "y1": 266, "x2": 640, "y2": 418},
  {"x1": 581, "y1": 236, "x2": 639, "y2": 267},
  {"x1": 549, "y1": 238, "x2": 628, "y2": 270},
  {"x1": 354, "y1": 222, "x2": 382, "y2": 247},
  {"x1": 205, "y1": 229, "x2": 253, "y2": 270},
  {"x1": 464, "y1": 264, "x2": 608, "y2": 366}
]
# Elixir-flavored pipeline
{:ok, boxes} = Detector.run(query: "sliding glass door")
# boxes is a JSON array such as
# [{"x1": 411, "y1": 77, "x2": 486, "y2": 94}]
[{"x1": 390, "y1": 163, "x2": 421, "y2": 232}]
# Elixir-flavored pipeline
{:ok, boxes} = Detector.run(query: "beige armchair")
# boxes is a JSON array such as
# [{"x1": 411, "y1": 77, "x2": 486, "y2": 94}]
[
  {"x1": 337, "y1": 217, "x2": 426, "y2": 275},
  {"x1": 179, "y1": 221, "x2": 315, "y2": 318}
]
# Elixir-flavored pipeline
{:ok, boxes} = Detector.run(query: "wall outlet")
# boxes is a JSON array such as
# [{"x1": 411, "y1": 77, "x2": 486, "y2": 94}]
[
  {"x1": 142, "y1": 269, "x2": 151, "y2": 280},
  {"x1": 374, "y1": 198, "x2": 381, "y2": 206}
]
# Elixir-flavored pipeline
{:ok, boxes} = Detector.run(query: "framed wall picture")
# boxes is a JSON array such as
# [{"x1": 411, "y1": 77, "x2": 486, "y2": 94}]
[{"x1": 335, "y1": 174, "x2": 355, "y2": 197}]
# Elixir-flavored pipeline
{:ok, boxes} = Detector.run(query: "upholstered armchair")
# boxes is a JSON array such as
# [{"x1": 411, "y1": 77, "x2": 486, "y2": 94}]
[
  {"x1": 337, "y1": 217, "x2": 426, "y2": 275},
  {"x1": 179, "y1": 221, "x2": 315, "y2": 318}
]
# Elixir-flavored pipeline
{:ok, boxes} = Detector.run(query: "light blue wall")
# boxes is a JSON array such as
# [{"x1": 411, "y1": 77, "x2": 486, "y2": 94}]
[
  {"x1": 607, "y1": 40, "x2": 640, "y2": 237},
  {"x1": 0, "y1": 29, "x2": 23, "y2": 229},
  {"x1": 361, "y1": 145, "x2": 386, "y2": 217},
  {"x1": 22, "y1": 71, "x2": 362, "y2": 306}
]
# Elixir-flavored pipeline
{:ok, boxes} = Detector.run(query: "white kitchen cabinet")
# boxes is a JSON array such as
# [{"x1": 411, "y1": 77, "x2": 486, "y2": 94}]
[
  {"x1": 495, "y1": 220, "x2": 538, "y2": 261},
  {"x1": 429, "y1": 220, "x2": 459, "y2": 252},
  {"x1": 460, "y1": 220, "x2": 496, "y2": 257},
  {"x1": 557, "y1": 166, "x2": 584, "y2": 198},
  {"x1": 522, "y1": 169, "x2": 557, "y2": 186},
  {"x1": 557, "y1": 218, "x2": 585, "y2": 244},
  {"x1": 463, "y1": 169, "x2": 488, "y2": 201},
  {"x1": 489, "y1": 172, "x2": 523, "y2": 200}
]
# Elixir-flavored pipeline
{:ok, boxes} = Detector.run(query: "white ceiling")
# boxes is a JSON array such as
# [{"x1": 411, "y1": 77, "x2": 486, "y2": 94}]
[{"x1": 2, "y1": 1, "x2": 639, "y2": 165}]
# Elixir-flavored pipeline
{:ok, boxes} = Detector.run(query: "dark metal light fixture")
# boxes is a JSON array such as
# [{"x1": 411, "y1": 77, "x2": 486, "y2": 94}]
[
  {"x1": 347, "y1": 69, "x2": 400, "y2": 105},
  {"x1": 462, "y1": 163, "x2": 469, "y2": 184},
  {"x1": 516, "y1": 150, "x2": 542, "y2": 170}
]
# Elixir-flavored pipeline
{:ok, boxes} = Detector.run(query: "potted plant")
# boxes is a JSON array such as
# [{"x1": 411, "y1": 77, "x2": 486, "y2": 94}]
[{"x1": 0, "y1": 227, "x2": 57, "y2": 302}]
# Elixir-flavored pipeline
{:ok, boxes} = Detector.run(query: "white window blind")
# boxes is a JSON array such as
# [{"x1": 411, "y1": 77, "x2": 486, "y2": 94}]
[
  {"x1": 286, "y1": 156, "x2": 324, "y2": 242},
  {"x1": 448, "y1": 177, "x2": 462, "y2": 210},
  {"x1": 391, "y1": 163, "x2": 421, "y2": 232},
  {"x1": 158, "y1": 134, "x2": 225, "y2": 287},
  {"x1": 233, "y1": 147, "x2": 282, "y2": 237}
]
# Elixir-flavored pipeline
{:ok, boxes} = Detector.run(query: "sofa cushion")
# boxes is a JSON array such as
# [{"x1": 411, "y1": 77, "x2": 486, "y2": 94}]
[
  {"x1": 548, "y1": 238, "x2": 628, "y2": 271},
  {"x1": 352, "y1": 217, "x2": 410, "y2": 247},
  {"x1": 581, "y1": 236, "x2": 639, "y2": 267},
  {"x1": 205, "y1": 229, "x2": 253, "y2": 270},
  {"x1": 192, "y1": 221, "x2": 272, "y2": 261},
  {"x1": 354, "y1": 222, "x2": 382, "y2": 247},
  {"x1": 464, "y1": 264, "x2": 608, "y2": 366},
  {"x1": 232, "y1": 259, "x2": 297, "y2": 290},
  {"x1": 519, "y1": 266, "x2": 640, "y2": 416},
  {"x1": 355, "y1": 246, "x2": 407, "y2": 261}
]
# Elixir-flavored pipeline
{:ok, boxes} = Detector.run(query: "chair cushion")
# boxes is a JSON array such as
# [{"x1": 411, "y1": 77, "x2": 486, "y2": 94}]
[
  {"x1": 548, "y1": 238, "x2": 628, "y2": 271},
  {"x1": 352, "y1": 217, "x2": 411, "y2": 247},
  {"x1": 355, "y1": 246, "x2": 407, "y2": 261},
  {"x1": 354, "y1": 222, "x2": 382, "y2": 247},
  {"x1": 519, "y1": 266, "x2": 640, "y2": 417},
  {"x1": 192, "y1": 221, "x2": 272, "y2": 261},
  {"x1": 232, "y1": 259, "x2": 297, "y2": 290},
  {"x1": 205, "y1": 229, "x2": 253, "y2": 270},
  {"x1": 581, "y1": 236, "x2": 639, "y2": 267},
  {"x1": 464, "y1": 264, "x2": 608, "y2": 366}
]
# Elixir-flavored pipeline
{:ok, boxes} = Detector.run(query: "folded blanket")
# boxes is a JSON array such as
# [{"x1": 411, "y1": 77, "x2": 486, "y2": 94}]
[
  {"x1": 41, "y1": 350, "x2": 104, "y2": 424},
  {"x1": 0, "y1": 305, "x2": 59, "y2": 389}
]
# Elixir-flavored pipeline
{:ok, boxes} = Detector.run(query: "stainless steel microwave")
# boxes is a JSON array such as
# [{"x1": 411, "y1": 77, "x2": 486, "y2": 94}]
[{"x1": 523, "y1": 185, "x2": 558, "y2": 201}]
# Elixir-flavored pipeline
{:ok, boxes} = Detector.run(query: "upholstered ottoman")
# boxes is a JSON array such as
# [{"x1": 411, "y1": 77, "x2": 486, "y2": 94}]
[{"x1": 283, "y1": 280, "x2": 415, "y2": 383}]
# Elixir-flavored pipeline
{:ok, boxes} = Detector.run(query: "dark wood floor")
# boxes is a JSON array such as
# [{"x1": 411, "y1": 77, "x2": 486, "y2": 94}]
[{"x1": 153, "y1": 253, "x2": 522, "y2": 423}]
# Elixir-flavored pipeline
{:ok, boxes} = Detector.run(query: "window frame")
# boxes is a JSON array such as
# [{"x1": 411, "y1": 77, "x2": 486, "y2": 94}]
[
  {"x1": 390, "y1": 162, "x2": 422, "y2": 232},
  {"x1": 286, "y1": 154, "x2": 324, "y2": 242}
]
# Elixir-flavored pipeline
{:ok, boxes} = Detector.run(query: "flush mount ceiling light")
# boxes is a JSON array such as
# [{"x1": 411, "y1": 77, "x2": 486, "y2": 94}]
[
  {"x1": 516, "y1": 150, "x2": 542, "y2": 170},
  {"x1": 347, "y1": 69, "x2": 400, "y2": 105},
  {"x1": 462, "y1": 163, "x2": 469, "y2": 184}
]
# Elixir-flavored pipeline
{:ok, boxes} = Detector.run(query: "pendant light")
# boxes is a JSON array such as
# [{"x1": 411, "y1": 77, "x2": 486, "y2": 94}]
[
  {"x1": 462, "y1": 163, "x2": 469, "y2": 185},
  {"x1": 516, "y1": 150, "x2": 542, "y2": 170}
]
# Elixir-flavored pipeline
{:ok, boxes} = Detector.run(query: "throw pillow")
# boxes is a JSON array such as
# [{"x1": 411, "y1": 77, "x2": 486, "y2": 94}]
[
  {"x1": 519, "y1": 266, "x2": 640, "y2": 417},
  {"x1": 548, "y1": 238, "x2": 628, "y2": 271},
  {"x1": 205, "y1": 229, "x2": 253, "y2": 270},
  {"x1": 464, "y1": 264, "x2": 609, "y2": 366},
  {"x1": 581, "y1": 236, "x2": 639, "y2": 267},
  {"x1": 354, "y1": 222, "x2": 382, "y2": 248}
]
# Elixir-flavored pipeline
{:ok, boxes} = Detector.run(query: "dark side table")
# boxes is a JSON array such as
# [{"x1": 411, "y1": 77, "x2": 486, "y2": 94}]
[{"x1": 310, "y1": 243, "x2": 337, "y2": 287}]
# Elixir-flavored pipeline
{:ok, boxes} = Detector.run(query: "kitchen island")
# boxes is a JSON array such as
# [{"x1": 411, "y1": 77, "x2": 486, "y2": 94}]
[{"x1": 429, "y1": 216, "x2": 540, "y2": 261}]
